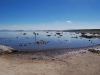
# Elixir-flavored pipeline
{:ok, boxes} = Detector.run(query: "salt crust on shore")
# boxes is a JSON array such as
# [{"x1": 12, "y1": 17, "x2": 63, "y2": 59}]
[
  {"x1": 0, "y1": 45, "x2": 17, "y2": 53},
  {"x1": 0, "y1": 45, "x2": 100, "y2": 75}
]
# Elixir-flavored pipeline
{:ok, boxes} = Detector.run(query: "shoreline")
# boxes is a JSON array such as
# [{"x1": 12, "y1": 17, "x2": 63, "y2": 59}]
[
  {"x1": 2, "y1": 44, "x2": 100, "y2": 60},
  {"x1": 0, "y1": 45, "x2": 100, "y2": 75}
]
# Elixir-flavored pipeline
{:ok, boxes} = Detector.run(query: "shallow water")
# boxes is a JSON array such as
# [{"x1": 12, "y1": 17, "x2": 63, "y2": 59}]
[{"x1": 0, "y1": 30, "x2": 100, "y2": 51}]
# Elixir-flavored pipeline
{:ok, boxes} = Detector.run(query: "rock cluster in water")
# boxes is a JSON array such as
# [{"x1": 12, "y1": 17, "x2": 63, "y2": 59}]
[
  {"x1": 37, "y1": 40, "x2": 46, "y2": 44},
  {"x1": 0, "y1": 45, "x2": 18, "y2": 54}
]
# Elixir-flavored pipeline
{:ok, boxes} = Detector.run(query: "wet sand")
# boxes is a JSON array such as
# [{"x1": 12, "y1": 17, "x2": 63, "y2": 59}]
[{"x1": 0, "y1": 45, "x2": 100, "y2": 75}]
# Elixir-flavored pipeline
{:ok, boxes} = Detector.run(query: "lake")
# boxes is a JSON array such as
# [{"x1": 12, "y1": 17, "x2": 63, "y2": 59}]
[{"x1": 0, "y1": 30, "x2": 100, "y2": 51}]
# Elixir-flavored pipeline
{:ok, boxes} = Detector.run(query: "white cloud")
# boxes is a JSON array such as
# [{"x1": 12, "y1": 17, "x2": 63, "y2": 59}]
[{"x1": 66, "y1": 20, "x2": 72, "y2": 23}]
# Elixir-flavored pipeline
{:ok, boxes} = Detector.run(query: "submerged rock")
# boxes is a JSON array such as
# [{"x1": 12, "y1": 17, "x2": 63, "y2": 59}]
[
  {"x1": 0, "y1": 45, "x2": 18, "y2": 54},
  {"x1": 37, "y1": 40, "x2": 46, "y2": 44},
  {"x1": 47, "y1": 35, "x2": 51, "y2": 36},
  {"x1": 23, "y1": 33, "x2": 26, "y2": 35},
  {"x1": 56, "y1": 33, "x2": 61, "y2": 35}
]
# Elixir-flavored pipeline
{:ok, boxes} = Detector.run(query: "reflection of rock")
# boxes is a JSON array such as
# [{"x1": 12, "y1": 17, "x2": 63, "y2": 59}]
[
  {"x1": 71, "y1": 35, "x2": 78, "y2": 38},
  {"x1": 81, "y1": 32, "x2": 86, "y2": 35},
  {"x1": 47, "y1": 35, "x2": 51, "y2": 36},
  {"x1": 37, "y1": 40, "x2": 46, "y2": 44},
  {"x1": 33, "y1": 32, "x2": 36, "y2": 35},
  {"x1": 0, "y1": 45, "x2": 18, "y2": 54},
  {"x1": 24, "y1": 44, "x2": 26, "y2": 46},
  {"x1": 29, "y1": 43, "x2": 31, "y2": 44},
  {"x1": 37, "y1": 33, "x2": 39, "y2": 35},
  {"x1": 59, "y1": 35, "x2": 63, "y2": 36},
  {"x1": 80, "y1": 33, "x2": 100, "y2": 39},
  {"x1": 56, "y1": 33, "x2": 61, "y2": 35},
  {"x1": 80, "y1": 35, "x2": 93, "y2": 38}
]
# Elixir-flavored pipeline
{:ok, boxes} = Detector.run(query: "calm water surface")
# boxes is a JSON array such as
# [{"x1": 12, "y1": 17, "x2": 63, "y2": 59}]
[{"x1": 0, "y1": 30, "x2": 100, "y2": 51}]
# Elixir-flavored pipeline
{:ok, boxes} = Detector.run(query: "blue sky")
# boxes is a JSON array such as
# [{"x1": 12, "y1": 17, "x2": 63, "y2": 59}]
[{"x1": 0, "y1": 0, "x2": 100, "y2": 30}]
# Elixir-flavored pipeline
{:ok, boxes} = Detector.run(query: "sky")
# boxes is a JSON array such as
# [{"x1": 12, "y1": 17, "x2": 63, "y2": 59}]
[{"x1": 0, "y1": 0, "x2": 100, "y2": 30}]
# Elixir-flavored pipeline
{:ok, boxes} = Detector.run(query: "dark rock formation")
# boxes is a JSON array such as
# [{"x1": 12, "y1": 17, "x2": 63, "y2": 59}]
[
  {"x1": 47, "y1": 35, "x2": 51, "y2": 36},
  {"x1": 37, "y1": 40, "x2": 46, "y2": 44},
  {"x1": 56, "y1": 33, "x2": 61, "y2": 35},
  {"x1": 23, "y1": 33, "x2": 26, "y2": 35},
  {"x1": 88, "y1": 49, "x2": 100, "y2": 54}
]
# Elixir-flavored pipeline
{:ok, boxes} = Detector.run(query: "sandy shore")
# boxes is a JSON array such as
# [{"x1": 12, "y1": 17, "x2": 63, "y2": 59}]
[{"x1": 0, "y1": 45, "x2": 100, "y2": 75}]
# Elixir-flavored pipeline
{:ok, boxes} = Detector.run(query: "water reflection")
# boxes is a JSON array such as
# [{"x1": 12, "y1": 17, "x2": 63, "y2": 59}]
[{"x1": 0, "y1": 30, "x2": 100, "y2": 51}]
